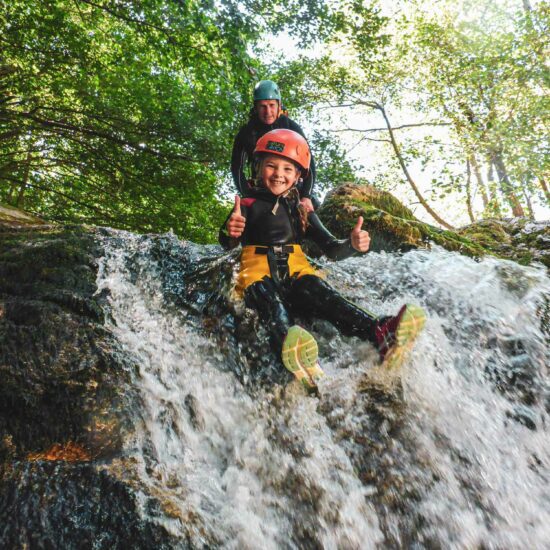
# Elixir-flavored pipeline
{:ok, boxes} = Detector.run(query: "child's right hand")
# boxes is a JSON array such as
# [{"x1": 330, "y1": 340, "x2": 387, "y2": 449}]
[{"x1": 226, "y1": 195, "x2": 246, "y2": 238}]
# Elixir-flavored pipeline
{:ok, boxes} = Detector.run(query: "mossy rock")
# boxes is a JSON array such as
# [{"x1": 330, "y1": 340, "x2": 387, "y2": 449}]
[
  {"x1": 459, "y1": 218, "x2": 550, "y2": 268},
  {"x1": 317, "y1": 183, "x2": 487, "y2": 258},
  {"x1": 458, "y1": 218, "x2": 512, "y2": 249},
  {"x1": 0, "y1": 203, "x2": 49, "y2": 228}
]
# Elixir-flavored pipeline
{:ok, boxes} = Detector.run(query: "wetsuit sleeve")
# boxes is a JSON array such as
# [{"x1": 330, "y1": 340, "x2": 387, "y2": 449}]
[
  {"x1": 231, "y1": 128, "x2": 249, "y2": 196},
  {"x1": 305, "y1": 213, "x2": 358, "y2": 261},
  {"x1": 218, "y1": 204, "x2": 249, "y2": 250},
  {"x1": 288, "y1": 119, "x2": 316, "y2": 198}
]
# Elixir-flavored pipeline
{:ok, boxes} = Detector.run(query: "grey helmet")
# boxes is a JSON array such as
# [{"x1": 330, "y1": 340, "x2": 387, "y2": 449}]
[{"x1": 253, "y1": 80, "x2": 281, "y2": 102}]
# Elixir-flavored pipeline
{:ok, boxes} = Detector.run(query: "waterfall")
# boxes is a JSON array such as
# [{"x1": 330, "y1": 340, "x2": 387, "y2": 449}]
[{"x1": 96, "y1": 230, "x2": 549, "y2": 548}]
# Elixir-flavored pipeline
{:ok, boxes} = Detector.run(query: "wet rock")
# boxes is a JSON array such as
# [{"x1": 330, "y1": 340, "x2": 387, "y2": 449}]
[
  {"x1": 0, "y1": 227, "x2": 127, "y2": 459},
  {"x1": 0, "y1": 462, "x2": 176, "y2": 549},
  {"x1": 0, "y1": 224, "x2": 179, "y2": 548},
  {"x1": 1, "y1": 203, "x2": 548, "y2": 548},
  {"x1": 505, "y1": 405, "x2": 538, "y2": 431},
  {"x1": 184, "y1": 393, "x2": 205, "y2": 431}
]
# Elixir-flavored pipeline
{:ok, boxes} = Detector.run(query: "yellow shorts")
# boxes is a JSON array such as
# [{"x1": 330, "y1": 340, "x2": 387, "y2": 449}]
[{"x1": 235, "y1": 245, "x2": 322, "y2": 296}]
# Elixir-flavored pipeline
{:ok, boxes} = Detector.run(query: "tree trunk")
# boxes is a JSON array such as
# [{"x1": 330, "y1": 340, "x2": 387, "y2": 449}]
[
  {"x1": 465, "y1": 159, "x2": 475, "y2": 222},
  {"x1": 539, "y1": 177, "x2": 550, "y2": 204},
  {"x1": 368, "y1": 101, "x2": 455, "y2": 230},
  {"x1": 5, "y1": 182, "x2": 18, "y2": 204},
  {"x1": 522, "y1": 0, "x2": 533, "y2": 12},
  {"x1": 522, "y1": 183, "x2": 535, "y2": 220},
  {"x1": 468, "y1": 153, "x2": 489, "y2": 207},
  {"x1": 490, "y1": 150, "x2": 525, "y2": 217},
  {"x1": 484, "y1": 163, "x2": 502, "y2": 217},
  {"x1": 16, "y1": 151, "x2": 32, "y2": 208}
]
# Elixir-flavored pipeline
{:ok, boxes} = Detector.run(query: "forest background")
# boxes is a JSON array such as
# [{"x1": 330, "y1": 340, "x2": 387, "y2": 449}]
[{"x1": 1, "y1": 0, "x2": 548, "y2": 242}]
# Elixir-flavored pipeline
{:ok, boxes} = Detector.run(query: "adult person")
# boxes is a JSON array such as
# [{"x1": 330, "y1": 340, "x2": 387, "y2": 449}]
[{"x1": 231, "y1": 80, "x2": 318, "y2": 211}]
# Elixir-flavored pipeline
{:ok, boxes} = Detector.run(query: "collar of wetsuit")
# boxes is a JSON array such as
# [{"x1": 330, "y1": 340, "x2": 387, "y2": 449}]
[
  {"x1": 247, "y1": 186, "x2": 277, "y2": 202},
  {"x1": 248, "y1": 185, "x2": 298, "y2": 203}
]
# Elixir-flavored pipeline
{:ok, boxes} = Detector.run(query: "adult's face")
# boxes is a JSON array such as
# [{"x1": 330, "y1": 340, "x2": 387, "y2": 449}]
[{"x1": 255, "y1": 100, "x2": 279, "y2": 125}]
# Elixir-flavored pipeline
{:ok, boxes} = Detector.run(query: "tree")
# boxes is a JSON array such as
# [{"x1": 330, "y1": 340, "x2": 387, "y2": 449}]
[
  {"x1": 1, "y1": 0, "x2": 265, "y2": 240},
  {"x1": 403, "y1": 0, "x2": 549, "y2": 217},
  {"x1": 1, "y1": 0, "x2": 388, "y2": 239},
  {"x1": 289, "y1": 3, "x2": 457, "y2": 227},
  {"x1": 288, "y1": 0, "x2": 549, "y2": 223}
]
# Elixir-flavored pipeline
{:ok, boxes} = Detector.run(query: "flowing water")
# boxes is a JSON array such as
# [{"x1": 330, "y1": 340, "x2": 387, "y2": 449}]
[{"x1": 96, "y1": 230, "x2": 549, "y2": 549}]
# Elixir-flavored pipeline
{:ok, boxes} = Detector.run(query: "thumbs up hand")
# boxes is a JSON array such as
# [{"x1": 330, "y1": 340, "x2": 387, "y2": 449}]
[
  {"x1": 350, "y1": 216, "x2": 370, "y2": 252},
  {"x1": 226, "y1": 195, "x2": 246, "y2": 238}
]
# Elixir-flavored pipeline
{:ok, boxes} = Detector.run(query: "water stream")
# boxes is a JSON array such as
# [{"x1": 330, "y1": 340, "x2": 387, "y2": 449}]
[{"x1": 96, "y1": 230, "x2": 549, "y2": 549}]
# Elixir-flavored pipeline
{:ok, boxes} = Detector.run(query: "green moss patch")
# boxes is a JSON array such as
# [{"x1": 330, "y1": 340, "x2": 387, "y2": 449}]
[
  {"x1": 318, "y1": 183, "x2": 487, "y2": 258},
  {"x1": 0, "y1": 203, "x2": 49, "y2": 227}
]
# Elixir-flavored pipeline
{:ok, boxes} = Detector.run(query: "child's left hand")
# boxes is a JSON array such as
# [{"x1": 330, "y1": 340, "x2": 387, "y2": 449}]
[{"x1": 350, "y1": 216, "x2": 370, "y2": 252}]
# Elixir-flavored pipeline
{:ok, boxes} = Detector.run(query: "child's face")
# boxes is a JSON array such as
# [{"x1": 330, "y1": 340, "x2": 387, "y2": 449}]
[{"x1": 261, "y1": 155, "x2": 300, "y2": 196}]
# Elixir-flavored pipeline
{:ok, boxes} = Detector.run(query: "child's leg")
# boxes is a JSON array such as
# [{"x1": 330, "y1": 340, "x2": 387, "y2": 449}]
[
  {"x1": 288, "y1": 275, "x2": 380, "y2": 344},
  {"x1": 244, "y1": 277, "x2": 292, "y2": 352},
  {"x1": 244, "y1": 277, "x2": 323, "y2": 391},
  {"x1": 289, "y1": 275, "x2": 426, "y2": 368}
]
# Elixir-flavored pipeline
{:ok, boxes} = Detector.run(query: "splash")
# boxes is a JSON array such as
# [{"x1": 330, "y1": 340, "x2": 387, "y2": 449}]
[
  {"x1": 97, "y1": 231, "x2": 383, "y2": 548},
  {"x1": 97, "y1": 232, "x2": 549, "y2": 548}
]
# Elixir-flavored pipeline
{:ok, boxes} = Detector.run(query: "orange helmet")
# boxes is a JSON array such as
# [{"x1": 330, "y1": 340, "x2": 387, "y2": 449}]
[{"x1": 253, "y1": 129, "x2": 311, "y2": 172}]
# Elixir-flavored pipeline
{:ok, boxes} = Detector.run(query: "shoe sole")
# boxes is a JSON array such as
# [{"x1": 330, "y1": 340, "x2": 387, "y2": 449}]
[
  {"x1": 282, "y1": 326, "x2": 324, "y2": 391},
  {"x1": 382, "y1": 305, "x2": 426, "y2": 370}
]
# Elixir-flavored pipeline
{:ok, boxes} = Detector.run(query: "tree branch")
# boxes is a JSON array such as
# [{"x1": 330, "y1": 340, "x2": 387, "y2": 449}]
[
  {"x1": 367, "y1": 101, "x2": 455, "y2": 230},
  {"x1": 329, "y1": 121, "x2": 452, "y2": 133}
]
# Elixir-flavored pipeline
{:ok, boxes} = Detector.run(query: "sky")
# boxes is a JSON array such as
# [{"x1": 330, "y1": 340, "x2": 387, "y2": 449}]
[{"x1": 257, "y1": 0, "x2": 550, "y2": 226}]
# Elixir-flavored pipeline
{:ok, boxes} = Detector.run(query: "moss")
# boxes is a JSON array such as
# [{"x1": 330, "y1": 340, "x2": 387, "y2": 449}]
[
  {"x1": 318, "y1": 183, "x2": 488, "y2": 258},
  {"x1": 458, "y1": 218, "x2": 549, "y2": 268},
  {"x1": 458, "y1": 219, "x2": 512, "y2": 249},
  {"x1": 318, "y1": 184, "x2": 550, "y2": 268},
  {"x1": 0, "y1": 203, "x2": 49, "y2": 227}
]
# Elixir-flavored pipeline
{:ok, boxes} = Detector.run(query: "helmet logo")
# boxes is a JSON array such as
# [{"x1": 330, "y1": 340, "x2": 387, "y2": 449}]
[{"x1": 266, "y1": 140, "x2": 285, "y2": 153}]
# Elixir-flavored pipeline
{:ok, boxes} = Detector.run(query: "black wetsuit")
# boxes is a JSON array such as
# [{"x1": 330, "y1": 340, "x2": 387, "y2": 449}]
[
  {"x1": 231, "y1": 114, "x2": 317, "y2": 200},
  {"x1": 220, "y1": 188, "x2": 381, "y2": 354}
]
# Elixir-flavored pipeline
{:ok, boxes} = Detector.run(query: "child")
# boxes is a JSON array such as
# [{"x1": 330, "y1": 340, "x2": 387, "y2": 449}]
[{"x1": 220, "y1": 129, "x2": 425, "y2": 392}]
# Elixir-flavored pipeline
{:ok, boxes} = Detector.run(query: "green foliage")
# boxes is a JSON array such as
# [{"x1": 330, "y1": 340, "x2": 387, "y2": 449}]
[
  {"x1": 284, "y1": 0, "x2": 549, "y2": 223},
  {"x1": 8, "y1": 0, "x2": 542, "y2": 240},
  {"x1": 0, "y1": 0, "x2": 384, "y2": 240},
  {"x1": 399, "y1": 0, "x2": 549, "y2": 213},
  {"x1": 0, "y1": 0, "x2": 258, "y2": 241},
  {"x1": 309, "y1": 130, "x2": 362, "y2": 191}
]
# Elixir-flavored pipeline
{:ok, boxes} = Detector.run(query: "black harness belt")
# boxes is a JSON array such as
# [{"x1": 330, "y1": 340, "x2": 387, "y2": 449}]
[
  {"x1": 254, "y1": 246, "x2": 294, "y2": 287},
  {"x1": 254, "y1": 245, "x2": 294, "y2": 255}
]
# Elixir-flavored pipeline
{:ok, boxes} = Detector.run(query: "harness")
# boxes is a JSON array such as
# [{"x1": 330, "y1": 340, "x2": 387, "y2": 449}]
[
  {"x1": 236, "y1": 244, "x2": 319, "y2": 296},
  {"x1": 254, "y1": 245, "x2": 294, "y2": 287}
]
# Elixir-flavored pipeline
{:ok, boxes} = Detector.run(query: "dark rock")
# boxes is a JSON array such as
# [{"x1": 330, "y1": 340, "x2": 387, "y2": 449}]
[
  {"x1": 0, "y1": 226, "x2": 130, "y2": 459},
  {"x1": 0, "y1": 224, "x2": 179, "y2": 548},
  {"x1": 0, "y1": 461, "x2": 177, "y2": 549}
]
